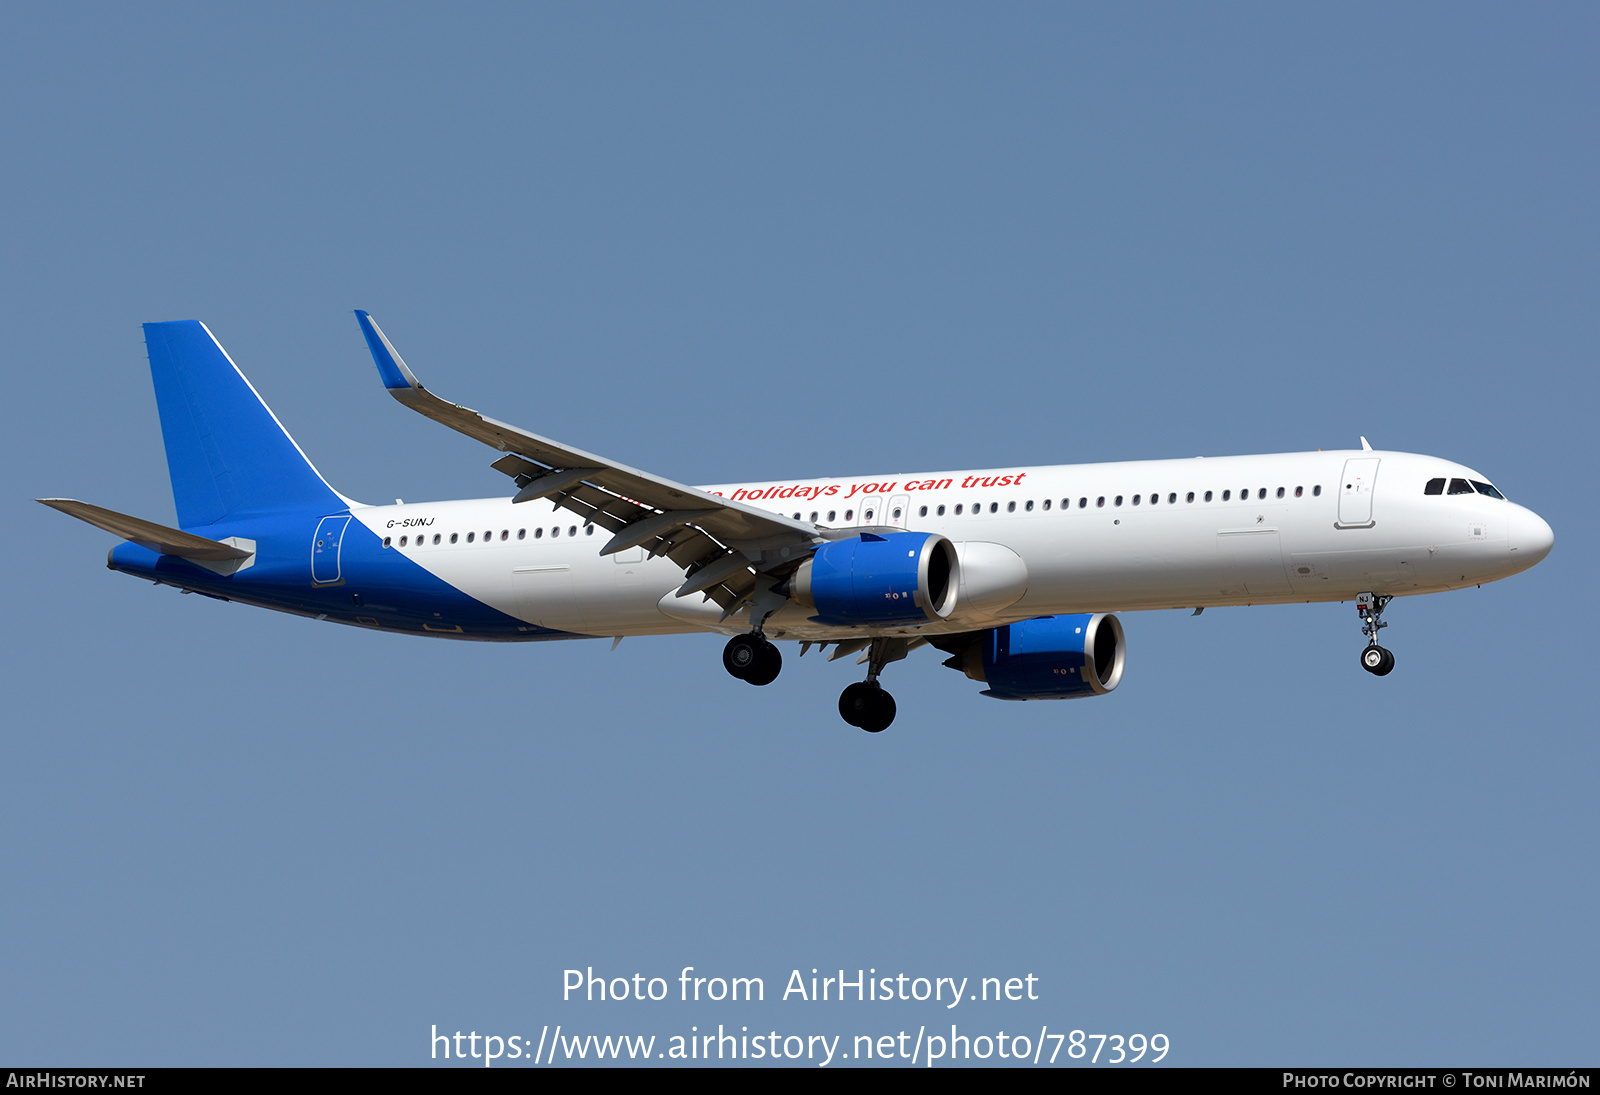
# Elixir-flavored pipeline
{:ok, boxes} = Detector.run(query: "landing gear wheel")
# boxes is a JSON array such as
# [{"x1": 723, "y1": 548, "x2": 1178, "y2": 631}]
[
  {"x1": 1361, "y1": 645, "x2": 1395, "y2": 676},
  {"x1": 725, "y1": 634, "x2": 782, "y2": 685},
  {"x1": 745, "y1": 640, "x2": 782, "y2": 686},
  {"x1": 723, "y1": 634, "x2": 759, "y2": 680},
  {"x1": 839, "y1": 681, "x2": 896, "y2": 732},
  {"x1": 1355, "y1": 593, "x2": 1396, "y2": 677},
  {"x1": 838, "y1": 682, "x2": 874, "y2": 727},
  {"x1": 860, "y1": 689, "x2": 896, "y2": 733}
]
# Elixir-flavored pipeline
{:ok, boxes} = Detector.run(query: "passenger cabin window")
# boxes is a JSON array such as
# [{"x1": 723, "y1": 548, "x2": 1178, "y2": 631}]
[
  {"x1": 1222, "y1": 490, "x2": 1231, "y2": 501},
  {"x1": 919, "y1": 505, "x2": 928, "y2": 517},
  {"x1": 1186, "y1": 492, "x2": 1194, "y2": 503},
  {"x1": 1295, "y1": 486, "x2": 1303, "y2": 497},
  {"x1": 1078, "y1": 497, "x2": 1087, "y2": 509},
  {"x1": 1007, "y1": 502, "x2": 1016, "y2": 513},
  {"x1": 1042, "y1": 500, "x2": 1051, "y2": 511},
  {"x1": 1471, "y1": 480, "x2": 1505, "y2": 499},
  {"x1": 1276, "y1": 487, "x2": 1284, "y2": 499},
  {"x1": 383, "y1": 536, "x2": 392, "y2": 547},
  {"x1": 955, "y1": 504, "x2": 963, "y2": 515},
  {"x1": 518, "y1": 529, "x2": 526, "y2": 539},
  {"x1": 450, "y1": 533, "x2": 459, "y2": 544},
  {"x1": 1024, "y1": 500, "x2": 1033, "y2": 511},
  {"x1": 1448, "y1": 478, "x2": 1475, "y2": 495},
  {"x1": 1132, "y1": 494, "x2": 1141, "y2": 505},
  {"x1": 990, "y1": 502, "x2": 999, "y2": 513},
  {"x1": 1313, "y1": 485, "x2": 1322, "y2": 496},
  {"x1": 1204, "y1": 491, "x2": 1212, "y2": 502},
  {"x1": 535, "y1": 528, "x2": 543, "y2": 538},
  {"x1": 433, "y1": 533, "x2": 441, "y2": 544},
  {"x1": 937, "y1": 505, "x2": 946, "y2": 516},
  {"x1": 1168, "y1": 493, "x2": 1177, "y2": 504},
  {"x1": 1097, "y1": 497, "x2": 1106, "y2": 508}
]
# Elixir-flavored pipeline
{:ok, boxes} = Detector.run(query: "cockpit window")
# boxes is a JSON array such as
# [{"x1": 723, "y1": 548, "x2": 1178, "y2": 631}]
[
  {"x1": 1447, "y1": 478, "x2": 1475, "y2": 495},
  {"x1": 1471, "y1": 480, "x2": 1505, "y2": 500},
  {"x1": 1424, "y1": 477, "x2": 1445, "y2": 495}
]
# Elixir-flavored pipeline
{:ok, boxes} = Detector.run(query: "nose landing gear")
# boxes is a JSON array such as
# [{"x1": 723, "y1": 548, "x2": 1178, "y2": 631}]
[
  {"x1": 1356, "y1": 592, "x2": 1395, "y2": 676},
  {"x1": 1360, "y1": 644, "x2": 1395, "y2": 675}
]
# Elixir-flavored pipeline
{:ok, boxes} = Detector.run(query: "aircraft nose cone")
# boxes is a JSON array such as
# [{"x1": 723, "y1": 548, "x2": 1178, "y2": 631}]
[{"x1": 1508, "y1": 506, "x2": 1554, "y2": 566}]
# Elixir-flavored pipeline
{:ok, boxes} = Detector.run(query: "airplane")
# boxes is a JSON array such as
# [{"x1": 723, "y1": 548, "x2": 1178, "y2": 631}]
[{"x1": 40, "y1": 314, "x2": 1555, "y2": 732}]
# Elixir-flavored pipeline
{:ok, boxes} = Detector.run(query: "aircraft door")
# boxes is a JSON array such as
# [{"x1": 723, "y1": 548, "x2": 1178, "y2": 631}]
[
  {"x1": 887, "y1": 494, "x2": 911, "y2": 528},
  {"x1": 1337, "y1": 458, "x2": 1381, "y2": 528},
  {"x1": 311, "y1": 515, "x2": 351, "y2": 585}
]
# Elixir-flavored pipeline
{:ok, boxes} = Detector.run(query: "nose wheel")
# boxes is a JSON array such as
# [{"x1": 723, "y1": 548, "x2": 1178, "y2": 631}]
[
  {"x1": 723, "y1": 633, "x2": 782, "y2": 686},
  {"x1": 1360, "y1": 644, "x2": 1395, "y2": 676},
  {"x1": 1356, "y1": 592, "x2": 1396, "y2": 676}
]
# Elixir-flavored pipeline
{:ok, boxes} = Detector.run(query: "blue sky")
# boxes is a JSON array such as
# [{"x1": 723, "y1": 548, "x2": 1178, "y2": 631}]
[{"x1": 2, "y1": 3, "x2": 1594, "y2": 1066}]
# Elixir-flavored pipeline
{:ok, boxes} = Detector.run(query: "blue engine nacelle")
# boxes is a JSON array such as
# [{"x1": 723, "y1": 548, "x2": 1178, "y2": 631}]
[
  {"x1": 788, "y1": 531, "x2": 959, "y2": 627},
  {"x1": 940, "y1": 613, "x2": 1126, "y2": 700}
]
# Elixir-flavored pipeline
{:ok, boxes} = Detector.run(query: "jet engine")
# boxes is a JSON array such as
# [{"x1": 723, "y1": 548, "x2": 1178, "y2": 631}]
[
  {"x1": 938, "y1": 613, "x2": 1125, "y2": 700},
  {"x1": 786, "y1": 531, "x2": 959, "y2": 627}
]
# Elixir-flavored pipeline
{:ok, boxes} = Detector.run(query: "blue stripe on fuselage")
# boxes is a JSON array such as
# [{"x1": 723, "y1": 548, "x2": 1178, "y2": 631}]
[{"x1": 108, "y1": 511, "x2": 583, "y2": 642}]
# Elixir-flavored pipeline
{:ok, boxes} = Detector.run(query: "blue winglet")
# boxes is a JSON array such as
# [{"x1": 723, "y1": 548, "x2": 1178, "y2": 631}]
[{"x1": 355, "y1": 310, "x2": 421, "y2": 391}]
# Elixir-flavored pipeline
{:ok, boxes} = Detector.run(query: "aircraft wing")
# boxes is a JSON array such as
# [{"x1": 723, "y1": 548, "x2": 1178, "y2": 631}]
[{"x1": 355, "y1": 311, "x2": 818, "y2": 609}]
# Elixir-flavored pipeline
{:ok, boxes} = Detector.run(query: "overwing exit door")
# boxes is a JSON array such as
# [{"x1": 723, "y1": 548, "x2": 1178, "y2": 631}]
[{"x1": 887, "y1": 495, "x2": 911, "y2": 528}]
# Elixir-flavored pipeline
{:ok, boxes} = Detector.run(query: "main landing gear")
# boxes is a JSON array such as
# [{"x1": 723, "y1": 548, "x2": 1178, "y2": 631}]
[
  {"x1": 838, "y1": 637, "x2": 908, "y2": 733},
  {"x1": 723, "y1": 630, "x2": 904, "y2": 734},
  {"x1": 1356, "y1": 592, "x2": 1395, "y2": 676},
  {"x1": 723, "y1": 633, "x2": 782, "y2": 686},
  {"x1": 839, "y1": 681, "x2": 896, "y2": 733}
]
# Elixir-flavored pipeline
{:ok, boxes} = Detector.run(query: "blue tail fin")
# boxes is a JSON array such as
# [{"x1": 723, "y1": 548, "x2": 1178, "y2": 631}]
[{"x1": 143, "y1": 321, "x2": 346, "y2": 528}]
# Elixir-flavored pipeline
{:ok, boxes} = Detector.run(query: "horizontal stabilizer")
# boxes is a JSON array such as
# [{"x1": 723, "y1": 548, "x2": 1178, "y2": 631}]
[{"x1": 37, "y1": 499, "x2": 254, "y2": 561}]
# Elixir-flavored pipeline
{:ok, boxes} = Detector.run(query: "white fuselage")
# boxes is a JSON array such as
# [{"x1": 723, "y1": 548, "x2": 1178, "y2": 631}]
[{"x1": 349, "y1": 448, "x2": 1552, "y2": 641}]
